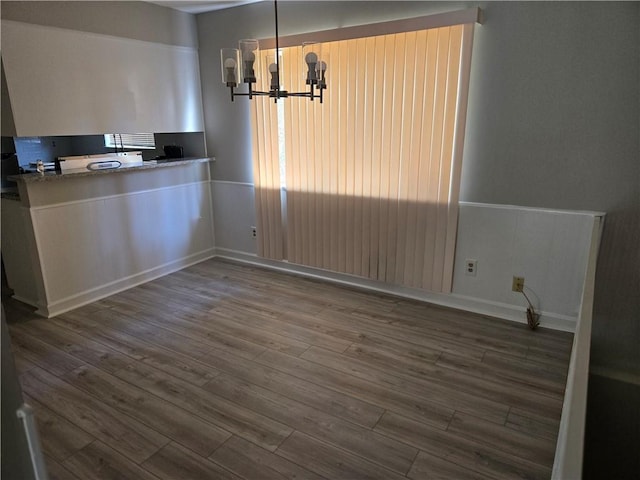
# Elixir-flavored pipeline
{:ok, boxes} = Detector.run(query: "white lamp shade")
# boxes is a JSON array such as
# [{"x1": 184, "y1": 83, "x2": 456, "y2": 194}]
[
  {"x1": 239, "y1": 39, "x2": 260, "y2": 83},
  {"x1": 220, "y1": 48, "x2": 240, "y2": 85}
]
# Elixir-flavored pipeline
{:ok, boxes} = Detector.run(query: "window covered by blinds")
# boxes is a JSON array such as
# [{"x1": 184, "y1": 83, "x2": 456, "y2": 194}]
[
  {"x1": 104, "y1": 133, "x2": 156, "y2": 149},
  {"x1": 252, "y1": 20, "x2": 475, "y2": 293}
]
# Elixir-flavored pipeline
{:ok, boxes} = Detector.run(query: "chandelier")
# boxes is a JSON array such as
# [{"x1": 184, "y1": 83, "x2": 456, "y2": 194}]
[{"x1": 220, "y1": 0, "x2": 327, "y2": 103}]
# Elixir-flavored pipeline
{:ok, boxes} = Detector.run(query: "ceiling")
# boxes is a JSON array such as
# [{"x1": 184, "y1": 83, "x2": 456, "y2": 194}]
[{"x1": 148, "y1": 0, "x2": 262, "y2": 14}]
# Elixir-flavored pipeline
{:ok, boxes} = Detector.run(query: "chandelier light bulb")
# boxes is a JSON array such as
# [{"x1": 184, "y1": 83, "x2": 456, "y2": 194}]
[{"x1": 221, "y1": 3, "x2": 326, "y2": 102}]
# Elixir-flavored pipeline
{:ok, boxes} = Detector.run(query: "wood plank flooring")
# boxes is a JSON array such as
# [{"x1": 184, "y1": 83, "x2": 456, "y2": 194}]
[{"x1": 5, "y1": 258, "x2": 573, "y2": 479}]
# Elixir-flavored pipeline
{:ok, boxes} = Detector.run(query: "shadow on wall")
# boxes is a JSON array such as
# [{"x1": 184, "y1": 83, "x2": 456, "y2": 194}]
[
  {"x1": 256, "y1": 188, "x2": 459, "y2": 293},
  {"x1": 225, "y1": 187, "x2": 598, "y2": 326}
]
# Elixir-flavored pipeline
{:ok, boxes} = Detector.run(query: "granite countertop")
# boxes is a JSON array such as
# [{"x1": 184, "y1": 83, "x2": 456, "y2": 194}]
[{"x1": 8, "y1": 157, "x2": 215, "y2": 184}]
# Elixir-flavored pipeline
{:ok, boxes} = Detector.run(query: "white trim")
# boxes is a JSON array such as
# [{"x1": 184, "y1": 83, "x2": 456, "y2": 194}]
[
  {"x1": 552, "y1": 215, "x2": 604, "y2": 479},
  {"x1": 459, "y1": 201, "x2": 606, "y2": 218},
  {"x1": 10, "y1": 294, "x2": 41, "y2": 309},
  {"x1": 29, "y1": 180, "x2": 212, "y2": 211},
  {"x1": 447, "y1": 294, "x2": 576, "y2": 332},
  {"x1": 213, "y1": 247, "x2": 576, "y2": 332},
  {"x1": 16, "y1": 404, "x2": 48, "y2": 480},
  {"x1": 37, "y1": 248, "x2": 216, "y2": 318},
  {"x1": 260, "y1": 7, "x2": 482, "y2": 48},
  {"x1": 211, "y1": 180, "x2": 254, "y2": 188}
]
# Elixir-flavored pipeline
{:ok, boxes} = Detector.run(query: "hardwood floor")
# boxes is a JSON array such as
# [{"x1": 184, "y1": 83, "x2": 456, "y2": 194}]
[{"x1": 5, "y1": 258, "x2": 573, "y2": 479}]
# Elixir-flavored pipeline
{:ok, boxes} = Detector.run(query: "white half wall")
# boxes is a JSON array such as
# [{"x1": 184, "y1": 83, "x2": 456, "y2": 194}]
[
  {"x1": 28, "y1": 179, "x2": 215, "y2": 316},
  {"x1": 452, "y1": 202, "x2": 603, "y2": 330},
  {"x1": 211, "y1": 181, "x2": 602, "y2": 331}
]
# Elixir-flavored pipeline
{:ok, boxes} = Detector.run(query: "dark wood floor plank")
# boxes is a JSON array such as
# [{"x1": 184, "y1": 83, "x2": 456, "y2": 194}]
[
  {"x1": 114, "y1": 362, "x2": 292, "y2": 452},
  {"x1": 407, "y1": 450, "x2": 494, "y2": 480},
  {"x1": 178, "y1": 307, "x2": 312, "y2": 356},
  {"x1": 277, "y1": 310, "x2": 365, "y2": 343},
  {"x1": 438, "y1": 350, "x2": 567, "y2": 398},
  {"x1": 315, "y1": 307, "x2": 487, "y2": 361},
  {"x1": 301, "y1": 346, "x2": 510, "y2": 424},
  {"x1": 353, "y1": 329, "x2": 443, "y2": 364},
  {"x1": 390, "y1": 300, "x2": 573, "y2": 351},
  {"x1": 204, "y1": 373, "x2": 418, "y2": 475},
  {"x1": 210, "y1": 299, "x2": 353, "y2": 353},
  {"x1": 375, "y1": 411, "x2": 551, "y2": 480},
  {"x1": 12, "y1": 319, "x2": 132, "y2": 374},
  {"x1": 52, "y1": 312, "x2": 219, "y2": 386},
  {"x1": 199, "y1": 348, "x2": 385, "y2": 428},
  {"x1": 8, "y1": 327, "x2": 85, "y2": 376},
  {"x1": 506, "y1": 407, "x2": 561, "y2": 442},
  {"x1": 129, "y1": 304, "x2": 269, "y2": 361},
  {"x1": 343, "y1": 343, "x2": 564, "y2": 418},
  {"x1": 210, "y1": 435, "x2": 325, "y2": 480},
  {"x1": 142, "y1": 442, "x2": 242, "y2": 480},
  {"x1": 255, "y1": 349, "x2": 454, "y2": 429},
  {"x1": 63, "y1": 441, "x2": 161, "y2": 480},
  {"x1": 276, "y1": 431, "x2": 407, "y2": 480},
  {"x1": 206, "y1": 259, "x2": 399, "y2": 313},
  {"x1": 137, "y1": 281, "x2": 226, "y2": 312},
  {"x1": 20, "y1": 367, "x2": 168, "y2": 464},
  {"x1": 348, "y1": 306, "x2": 531, "y2": 358},
  {"x1": 25, "y1": 394, "x2": 94, "y2": 462},
  {"x1": 448, "y1": 412, "x2": 556, "y2": 466},
  {"x1": 526, "y1": 343, "x2": 572, "y2": 367},
  {"x1": 44, "y1": 454, "x2": 82, "y2": 480},
  {"x1": 68, "y1": 307, "x2": 216, "y2": 361},
  {"x1": 12, "y1": 349, "x2": 39, "y2": 376},
  {"x1": 62, "y1": 365, "x2": 231, "y2": 457}
]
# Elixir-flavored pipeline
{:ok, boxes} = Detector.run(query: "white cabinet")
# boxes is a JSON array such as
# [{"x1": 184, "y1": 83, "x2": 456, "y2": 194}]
[{"x1": 1, "y1": 20, "x2": 204, "y2": 136}]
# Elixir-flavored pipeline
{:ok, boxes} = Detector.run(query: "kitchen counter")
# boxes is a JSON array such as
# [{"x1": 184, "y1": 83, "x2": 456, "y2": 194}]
[
  {"x1": 1, "y1": 156, "x2": 216, "y2": 317},
  {"x1": 8, "y1": 157, "x2": 214, "y2": 184}
]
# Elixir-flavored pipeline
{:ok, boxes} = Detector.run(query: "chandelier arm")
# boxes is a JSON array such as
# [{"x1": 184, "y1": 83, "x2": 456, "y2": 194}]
[{"x1": 232, "y1": 90, "x2": 271, "y2": 96}]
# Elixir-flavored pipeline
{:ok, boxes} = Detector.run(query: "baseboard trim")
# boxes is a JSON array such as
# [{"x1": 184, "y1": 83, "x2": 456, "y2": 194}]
[
  {"x1": 40, "y1": 248, "x2": 216, "y2": 318},
  {"x1": 589, "y1": 367, "x2": 640, "y2": 386},
  {"x1": 11, "y1": 294, "x2": 41, "y2": 310},
  {"x1": 213, "y1": 248, "x2": 576, "y2": 332}
]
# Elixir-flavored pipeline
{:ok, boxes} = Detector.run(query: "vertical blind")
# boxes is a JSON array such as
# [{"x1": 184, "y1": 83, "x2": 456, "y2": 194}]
[{"x1": 252, "y1": 22, "x2": 474, "y2": 293}]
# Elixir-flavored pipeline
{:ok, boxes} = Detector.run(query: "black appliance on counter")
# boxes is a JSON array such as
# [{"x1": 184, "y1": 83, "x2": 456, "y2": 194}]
[
  {"x1": 163, "y1": 145, "x2": 184, "y2": 159},
  {"x1": 152, "y1": 145, "x2": 184, "y2": 161},
  {"x1": 1, "y1": 154, "x2": 20, "y2": 193}
]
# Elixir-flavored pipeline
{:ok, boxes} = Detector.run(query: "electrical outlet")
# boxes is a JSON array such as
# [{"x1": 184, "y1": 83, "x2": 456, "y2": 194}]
[
  {"x1": 512, "y1": 276, "x2": 524, "y2": 292},
  {"x1": 251, "y1": 226, "x2": 257, "y2": 238},
  {"x1": 465, "y1": 259, "x2": 477, "y2": 276}
]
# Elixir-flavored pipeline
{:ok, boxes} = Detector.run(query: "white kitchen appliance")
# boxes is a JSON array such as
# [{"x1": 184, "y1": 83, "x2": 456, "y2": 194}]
[{"x1": 57, "y1": 151, "x2": 144, "y2": 173}]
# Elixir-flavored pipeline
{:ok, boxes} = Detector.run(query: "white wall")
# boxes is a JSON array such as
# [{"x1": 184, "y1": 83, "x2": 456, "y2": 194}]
[
  {"x1": 452, "y1": 203, "x2": 602, "y2": 330},
  {"x1": 198, "y1": 1, "x2": 639, "y2": 380},
  {"x1": 0, "y1": 0, "x2": 198, "y2": 48},
  {"x1": 1, "y1": 20, "x2": 204, "y2": 136},
  {"x1": 211, "y1": 181, "x2": 257, "y2": 255}
]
